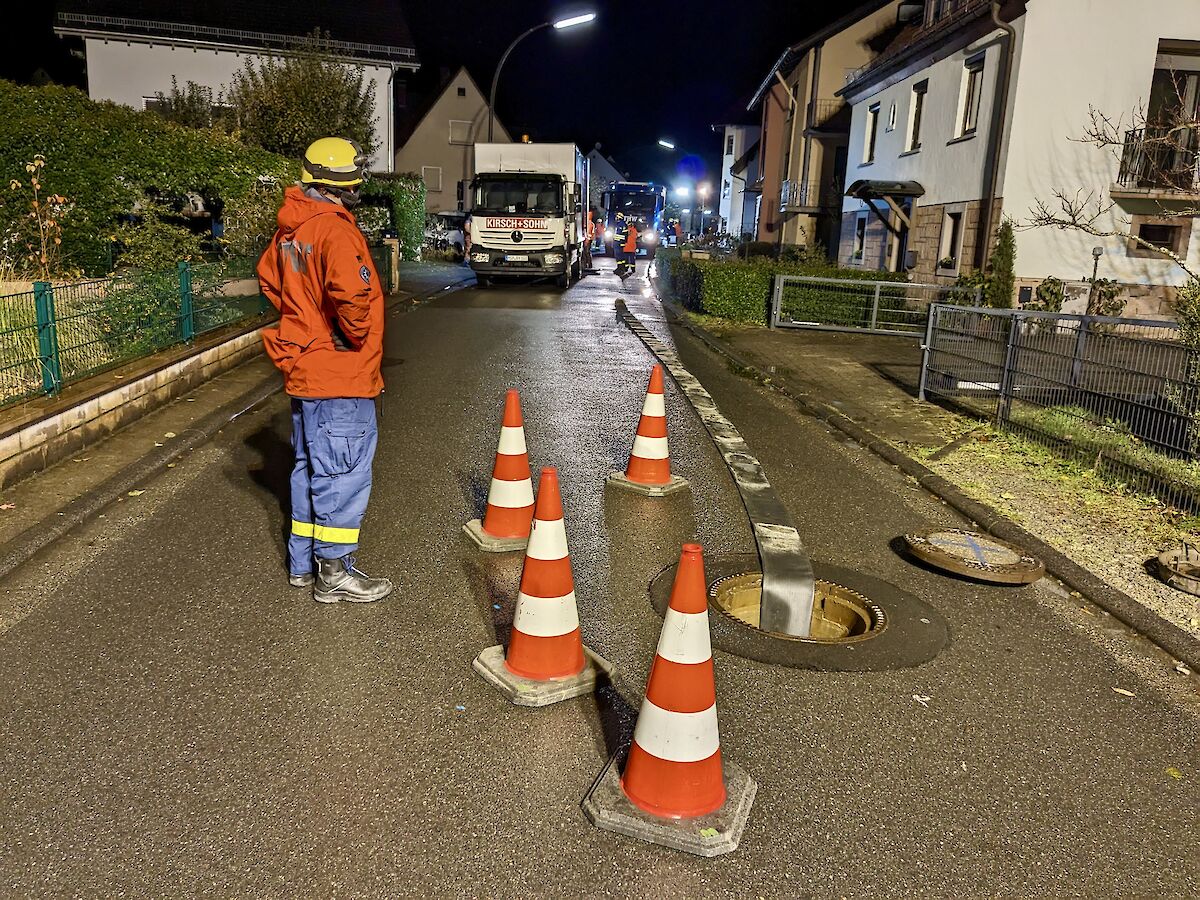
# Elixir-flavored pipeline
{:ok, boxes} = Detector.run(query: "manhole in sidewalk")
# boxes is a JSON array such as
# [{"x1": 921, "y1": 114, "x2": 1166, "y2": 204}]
[
  {"x1": 650, "y1": 554, "x2": 948, "y2": 672},
  {"x1": 903, "y1": 529, "x2": 1044, "y2": 585},
  {"x1": 709, "y1": 573, "x2": 886, "y2": 643}
]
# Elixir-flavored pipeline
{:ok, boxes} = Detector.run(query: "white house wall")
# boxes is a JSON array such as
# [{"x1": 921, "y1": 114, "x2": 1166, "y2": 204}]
[
  {"x1": 1003, "y1": 0, "x2": 1200, "y2": 289},
  {"x1": 83, "y1": 37, "x2": 397, "y2": 172}
]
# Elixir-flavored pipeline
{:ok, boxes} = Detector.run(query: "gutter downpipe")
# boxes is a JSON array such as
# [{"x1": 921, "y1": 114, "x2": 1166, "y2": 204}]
[
  {"x1": 976, "y1": 1, "x2": 1017, "y2": 272},
  {"x1": 798, "y1": 43, "x2": 822, "y2": 241}
]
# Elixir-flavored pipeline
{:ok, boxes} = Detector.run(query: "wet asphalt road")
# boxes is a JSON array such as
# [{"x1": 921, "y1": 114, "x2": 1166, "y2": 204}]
[{"x1": 0, "y1": 260, "x2": 1197, "y2": 898}]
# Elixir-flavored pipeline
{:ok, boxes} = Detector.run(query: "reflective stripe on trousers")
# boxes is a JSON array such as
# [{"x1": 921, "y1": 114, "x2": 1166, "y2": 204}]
[{"x1": 288, "y1": 397, "x2": 378, "y2": 575}]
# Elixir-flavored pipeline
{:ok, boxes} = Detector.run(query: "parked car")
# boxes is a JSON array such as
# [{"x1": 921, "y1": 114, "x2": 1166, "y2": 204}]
[{"x1": 424, "y1": 211, "x2": 467, "y2": 259}]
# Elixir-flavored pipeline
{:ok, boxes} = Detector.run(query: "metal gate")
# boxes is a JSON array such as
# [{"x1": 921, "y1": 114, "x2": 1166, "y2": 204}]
[{"x1": 769, "y1": 275, "x2": 979, "y2": 337}]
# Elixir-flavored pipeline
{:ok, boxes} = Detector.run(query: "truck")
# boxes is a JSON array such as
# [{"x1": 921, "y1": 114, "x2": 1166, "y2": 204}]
[
  {"x1": 464, "y1": 143, "x2": 589, "y2": 290},
  {"x1": 601, "y1": 182, "x2": 667, "y2": 259}
]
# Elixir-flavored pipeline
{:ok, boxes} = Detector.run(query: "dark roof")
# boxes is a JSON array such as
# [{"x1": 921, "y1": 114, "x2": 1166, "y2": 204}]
[
  {"x1": 747, "y1": 0, "x2": 895, "y2": 110},
  {"x1": 55, "y1": 0, "x2": 418, "y2": 64}
]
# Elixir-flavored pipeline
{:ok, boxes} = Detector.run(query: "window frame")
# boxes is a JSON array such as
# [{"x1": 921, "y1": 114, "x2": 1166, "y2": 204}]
[
  {"x1": 852, "y1": 212, "x2": 868, "y2": 264},
  {"x1": 958, "y1": 55, "x2": 985, "y2": 137},
  {"x1": 422, "y1": 165, "x2": 443, "y2": 192},
  {"x1": 938, "y1": 208, "x2": 965, "y2": 272},
  {"x1": 908, "y1": 80, "x2": 928, "y2": 152},
  {"x1": 448, "y1": 119, "x2": 473, "y2": 145},
  {"x1": 864, "y1": 103, "x2": 881, "y2": 164}
]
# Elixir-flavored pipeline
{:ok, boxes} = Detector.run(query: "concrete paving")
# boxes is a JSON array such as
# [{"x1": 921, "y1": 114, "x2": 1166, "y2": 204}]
[{"x1": 0, "y1": 260, "x2": 1196, "y2": 898}]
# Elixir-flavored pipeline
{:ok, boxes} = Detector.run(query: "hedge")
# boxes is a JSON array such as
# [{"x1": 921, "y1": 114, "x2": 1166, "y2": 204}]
[
  {"x1": 663, "y1": 254, "x2": 909, "y2": 325},
  {"x1": 361, "y1": 172, "x2": 426, "y2": 263},
  {"x1": 0, "y1": 81, "x2": 294, "y2": 275}
]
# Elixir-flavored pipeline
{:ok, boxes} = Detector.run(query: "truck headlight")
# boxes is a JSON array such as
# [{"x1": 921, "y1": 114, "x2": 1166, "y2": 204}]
[
  {"x1": 605, "y1": 230, "x2": 614, "y2": 240},
  {"x1": 644, "y1": 231, "x2": 657, "y2": 244},
  {"x1": 545, "y1": 253, "x2": 564, "y2": 265},
  {"x1": 472, "y1": 251, "x2": 489, "y2": 262}
]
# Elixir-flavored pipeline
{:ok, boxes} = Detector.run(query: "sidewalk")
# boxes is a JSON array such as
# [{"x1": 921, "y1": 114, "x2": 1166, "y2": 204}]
[
  {"x1": 670, "y1": 304, "x2": 1200, "y2": 650},
  {"x1": 0, "y1": 261, "x2": 473, "y2": 560}
]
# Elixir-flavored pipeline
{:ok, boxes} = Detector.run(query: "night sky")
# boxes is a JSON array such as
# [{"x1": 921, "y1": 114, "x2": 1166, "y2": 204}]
[{"x1": 9, "y1": 0, "x2": 848, "y2": 187}]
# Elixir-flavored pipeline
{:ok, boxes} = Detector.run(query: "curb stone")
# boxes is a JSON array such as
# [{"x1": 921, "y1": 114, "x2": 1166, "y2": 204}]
[
  {"x1": 0, "y1": 275, "x2": 476, "y2": 582},
  {"x1": 652, "y1": 291, "x2": 1200, "y2": 673}
]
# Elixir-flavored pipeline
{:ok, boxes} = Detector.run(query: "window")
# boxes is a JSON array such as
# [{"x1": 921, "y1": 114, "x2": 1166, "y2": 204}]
[
  {"x1": 864, "y1": 103, "x2": 881, "y2": 163},
  {"x1": 959, "y1": 56, "x2": 985, "y2": 136},
  {"x1": 886, "y1": 102, "x2": 897, "y2": 132},
  {"x1": 908, "y1": 80, "x2": 928, "y2": 151},
  {"x1": 457, "y1": 86, "x2": 467, "y2": 97},
  {"x1": 939, "y1": 210, "x2": 964, "y2": 270},
  {"x1": 449, "y1": 120, "x2": 472, "y2": 145},
  {"x1": 1140, "y1": 223, "x2": 1180, "y2": 250},
  {"x1": 726, "y1": 134, "x2": 735, "y2": 155},
  {"x1": 422, "y1": 166, "x2": 443, "y2": 192},
  {"x1": 852, "y1": 214, "x2": 868, "y2": 263},
  {"x1": 1129, "y1": 215, "x2": 1193, "y2": 258},
  {"x1": 142, "y1": 96, "x2": 167, "y2": 113}
]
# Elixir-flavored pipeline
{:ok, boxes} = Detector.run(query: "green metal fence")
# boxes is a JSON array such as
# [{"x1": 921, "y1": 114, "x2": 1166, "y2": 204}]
[{"x1": 0, "y1": 260, "x2": 270, "y2": 410}]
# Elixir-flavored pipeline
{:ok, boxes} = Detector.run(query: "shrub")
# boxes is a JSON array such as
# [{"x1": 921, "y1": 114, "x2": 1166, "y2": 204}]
[
  {"x1": 988, "y1": 218, "x2": 1016, "y2": 308},
  {"x1": 1027, "y1": 276, "x2": 1065, "y2": 313},
  {"x1": 361, "y1": 173, "x2": 425, "y2": 262},
  {"x1": 0, "y1": 81, "x2": 294, "y2": 275}
]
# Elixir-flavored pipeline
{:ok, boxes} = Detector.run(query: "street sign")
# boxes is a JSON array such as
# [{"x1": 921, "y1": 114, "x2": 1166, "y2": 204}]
[{"x1": 903, "y1": 528, "x2": 1044, "y2": 584}]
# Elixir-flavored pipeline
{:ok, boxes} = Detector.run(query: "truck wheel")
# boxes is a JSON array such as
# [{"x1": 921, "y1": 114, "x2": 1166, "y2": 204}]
[
  {"x1": 476, "y1": 274, "x2": 490, "y2": 289},
  {"x1": 556, "y1": 268, "x2": 570, "y2": 290},
  {"x1": 570, "y1": 257, "x2": 581, "y2": 281},
  {"x1": 646, "y1": 248, "x2": 657, "y2": 260}
]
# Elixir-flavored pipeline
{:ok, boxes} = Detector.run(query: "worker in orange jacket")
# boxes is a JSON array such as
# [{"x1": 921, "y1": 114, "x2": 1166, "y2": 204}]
[
  {"x1": 615, "y1": 212, "x2": 639, "y2": 278},
  {"x1": 257, "y1": 137, "x2": 392, "y2": 604}
]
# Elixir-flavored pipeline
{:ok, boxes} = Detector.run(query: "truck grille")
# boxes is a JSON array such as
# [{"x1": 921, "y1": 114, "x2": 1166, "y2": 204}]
[{"x1": 475, "y1": 228, "x2": 556, "y2": 250}]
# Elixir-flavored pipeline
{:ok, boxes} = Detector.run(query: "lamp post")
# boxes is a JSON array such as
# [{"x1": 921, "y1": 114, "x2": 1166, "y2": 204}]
[
  {"x1": 696, "y1": 183, "x2": 710, "y2": 236},
  {"x1": 1088, "y1": 245, "x2": 1105, "y2": 315},
  {"x1": 489, "y1": 12, "x2": 596, "y2": 141}
]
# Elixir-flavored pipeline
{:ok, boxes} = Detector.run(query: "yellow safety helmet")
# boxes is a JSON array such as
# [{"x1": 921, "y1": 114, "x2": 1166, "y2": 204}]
[{"x1": 301, "y1": 137, "x2": 367, "y2": 187}]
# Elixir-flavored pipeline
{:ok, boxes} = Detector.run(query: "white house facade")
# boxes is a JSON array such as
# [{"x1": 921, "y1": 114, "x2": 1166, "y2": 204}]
[
  {"x1": 55, "y1": 10, "x2": 419, "y2": 174},
  {"x1": 838, "y1": 0, "x2": 1200, "y2": 312},
  {"x1": 714, "y1": 123, "x2": 760, "y2": 237}
]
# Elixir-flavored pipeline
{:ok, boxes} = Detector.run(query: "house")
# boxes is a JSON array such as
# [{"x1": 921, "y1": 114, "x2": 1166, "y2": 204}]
[
  {"x1": 586, "y1": 146, "x2": 627, "y2": 212},
  {"x1": 746, "y1": 1, "x2": 902, "y2": 253},
  {"x1": 393, "y1": 67, "x2": 511, "y2": 213},
  {"x1": 53, "y1": 0, "x2": 419, "y2": 173},
  {"x1": 712, "y1": 116, "x2": 760, "y2": 238},
  {"x1": 837, "y1": 0, "x2": 1200, "y2": 311}
]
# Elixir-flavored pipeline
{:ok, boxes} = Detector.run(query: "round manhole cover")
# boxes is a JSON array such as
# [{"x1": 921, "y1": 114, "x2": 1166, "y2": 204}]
[
  {"x1": 903, "y1": 529, "x2": 1044, "y2": 584},
  {"x1": 1156, "y1": 544, "x2": 1200, "y2": 598}
]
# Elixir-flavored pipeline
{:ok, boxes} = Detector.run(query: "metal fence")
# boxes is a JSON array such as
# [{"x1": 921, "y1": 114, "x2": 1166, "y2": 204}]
[
  {"x1": 919, "y1": 304, "x2": 1200, "y2": 509},
  {"x1": 770, "y1": 275, "x2": 980, "y2": 337},
  {"x1": 0, "y1": 261, "x2": 269, "y2": 410}
]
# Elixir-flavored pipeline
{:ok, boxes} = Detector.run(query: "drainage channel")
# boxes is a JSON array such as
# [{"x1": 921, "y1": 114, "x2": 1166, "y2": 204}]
[
  {"x1": 615, "y1": 299, "x2": 815, "y2": 636},
  {"x1": 617, "y1": 299, "x2": 949, "y2": 670}
]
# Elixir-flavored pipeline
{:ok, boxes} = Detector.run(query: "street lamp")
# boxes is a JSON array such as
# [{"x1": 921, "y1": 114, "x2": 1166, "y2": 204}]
[
  {"x1": 695, "y1": 183, "x2": 710, "y2": 235},
  {"x1": 657, "y1": 139, "x2": 676, "y2": 150},
  {"x1": 488, "y1": 12, "x2": 596, "y2": 141},
  {"x1": 673, "y1": 185, "x2": 690, "y2": 198},
  {"x1": 1088, "y1": 245, "x2": 1105, "y2": 314}
]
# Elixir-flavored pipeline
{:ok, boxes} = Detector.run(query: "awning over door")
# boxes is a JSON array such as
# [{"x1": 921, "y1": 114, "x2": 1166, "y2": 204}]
[{"x1": 844, "y1": 180, "x2": 926, "y2": 237}]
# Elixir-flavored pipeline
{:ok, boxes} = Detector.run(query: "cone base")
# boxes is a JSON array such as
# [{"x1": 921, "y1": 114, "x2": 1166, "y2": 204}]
[
  {"x1": 606, "y1": 471, "x2": 690, "y2": 498},
  {"x1": 472, "y1": 644, "x2": 614, "y2": 707},
  {"x1": 462, "y1": 519, "x2": 529, "y2": 553},
  {"x1": 582, "y1": 754, "x2": 757, "y2": 858}
]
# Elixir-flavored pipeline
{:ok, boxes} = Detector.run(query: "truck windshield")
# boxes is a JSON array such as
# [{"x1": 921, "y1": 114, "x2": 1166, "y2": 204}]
[
  {"x1": 474, "y1": 179, "x2": 563, "y2": 216},
  {"x1": 612, "y1": 194, "x2": 661, "y2": 219}
]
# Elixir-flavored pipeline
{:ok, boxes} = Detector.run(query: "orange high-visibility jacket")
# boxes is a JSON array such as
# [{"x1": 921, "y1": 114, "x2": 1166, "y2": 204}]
[
  {"x1": 623, "y1": 224, "x2": 639, "y2": 253},
  {"x1": 257, "y1": 186, "x2": 385, "y2": 399}
]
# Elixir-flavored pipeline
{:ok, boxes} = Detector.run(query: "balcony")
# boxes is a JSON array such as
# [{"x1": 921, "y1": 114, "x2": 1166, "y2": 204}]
[
  {"x1": 1113, "y1": 126, "x2": 1200, "y2": 202},
  {"x1": 780, "y1": 178, "x2": 844, "y2": 213},
  {"x1": 808, "y1": 99, "x2": 850, "y2": 132}
]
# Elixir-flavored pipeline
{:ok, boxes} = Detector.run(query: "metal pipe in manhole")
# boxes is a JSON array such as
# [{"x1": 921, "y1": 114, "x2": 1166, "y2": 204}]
[{"x1": 709, "y1": 572, "x2": 887, "y2": 643}]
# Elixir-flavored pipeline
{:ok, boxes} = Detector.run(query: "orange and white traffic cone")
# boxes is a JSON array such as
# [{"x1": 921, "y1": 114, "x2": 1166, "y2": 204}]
[
  {"x1": 582, "y1": 543, "x2": 756, "y2": 857},
  {"x1": 473, "y1": 467, "x2": 613, "y2": 707},
  {"x1": 464, "y1": 389, "x2": 535, "y2": 552},
  {"x1": 607, "y1": 365, "x2": 688, "y2": 496}
]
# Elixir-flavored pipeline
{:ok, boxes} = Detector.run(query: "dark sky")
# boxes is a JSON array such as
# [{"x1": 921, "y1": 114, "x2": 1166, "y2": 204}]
[{"x1": 8, "y1": 0, "x2": 849, "y2": 187}]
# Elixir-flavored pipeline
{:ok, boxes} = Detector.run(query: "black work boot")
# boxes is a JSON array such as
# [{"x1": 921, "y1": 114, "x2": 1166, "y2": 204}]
[
  {"x1": 314, "y1": 556, "x2": 393, "y2": 604},
  {"x1": 288, "y1": 573, "x2": 314, "y2": 588}
]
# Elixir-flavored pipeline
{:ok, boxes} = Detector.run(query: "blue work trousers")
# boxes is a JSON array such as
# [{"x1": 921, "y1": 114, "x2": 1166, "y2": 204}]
[{"x1": 288, "y1": 397, "x2": 378, "y2": 575}]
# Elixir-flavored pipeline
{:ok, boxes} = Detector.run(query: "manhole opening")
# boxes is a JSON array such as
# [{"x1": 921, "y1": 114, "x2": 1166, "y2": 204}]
[{"x1": 708, "y1": 572, "x2": 886, "y2": 643}]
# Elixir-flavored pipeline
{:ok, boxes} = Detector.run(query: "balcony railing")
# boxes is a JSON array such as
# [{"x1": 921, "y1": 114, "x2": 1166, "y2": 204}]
[
  {"x1": 1117, "y1": 127, "x2": 1200, "y2": 194},
  {"x1": 809, "y1": 99, "x2": 849, "y2": 130},
  {"x1": 780, "y1": 178, "x2": 845, "y2": 212}
]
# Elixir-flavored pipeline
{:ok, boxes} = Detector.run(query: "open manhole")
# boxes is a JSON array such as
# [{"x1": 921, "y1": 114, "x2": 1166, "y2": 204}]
[
  {"x1": 649, "y1": 554, "x2": 948, "y2": 672},
  {"x1": 709, "y1": 573, "x2": 886, "y2": 643},
  {"x1": 1157, "y1": 544, "x2": 1200, "y2": 598}
]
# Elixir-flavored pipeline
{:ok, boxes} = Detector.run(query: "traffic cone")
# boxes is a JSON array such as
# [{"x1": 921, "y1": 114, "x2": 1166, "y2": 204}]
[
  {"x1": 607, "y1": 365, "x2": 688, "y2": 496},
  {"x1": 582, "y1": 543, "x2": 756, "y2": 857},
  {"x1": 463, "y1": 389, "x2": 535, "y2": 552},
  {"x1": 473, "y1": 467, "x2": 613, "y2": 707}
]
